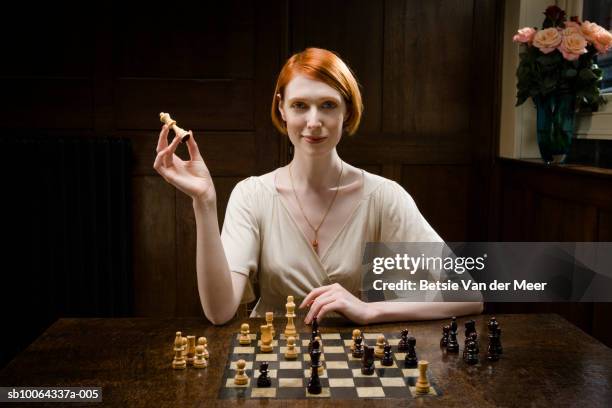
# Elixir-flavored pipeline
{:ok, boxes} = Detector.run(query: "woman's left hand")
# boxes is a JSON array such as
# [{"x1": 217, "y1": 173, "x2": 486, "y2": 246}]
[{"x1": 299, "y1": 283, "x2": 375, "y2": 325}]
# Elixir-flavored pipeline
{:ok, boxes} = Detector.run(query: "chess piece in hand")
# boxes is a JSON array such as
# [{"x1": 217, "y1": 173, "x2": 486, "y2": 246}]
[{"x1": 153, "y1": 122, "x2": 215, "y2": 204}]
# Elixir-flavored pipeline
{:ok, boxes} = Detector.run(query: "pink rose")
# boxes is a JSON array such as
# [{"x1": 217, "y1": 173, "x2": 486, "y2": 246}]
[
  {"x1": 581, "y1": 21, "x2": 603, "y2": 42},
  {"x1": 594, "y1": 28, "x2": 612, "y2": 54},
  {"x1": 562, "y1": 25, "x2": 581, "y2": 37},
  {"x1": 513, "y1": 27, "x2": 536, "y2": 43},
  {"x1": 533, "y1": 28, "x2": 562, "y2": 53},
  {"x1": 559, "y1": 32, "x2": 587, "y2": 60},
  {"x1": 564, "y1": 21, "x2": 580, "y2": 29}
]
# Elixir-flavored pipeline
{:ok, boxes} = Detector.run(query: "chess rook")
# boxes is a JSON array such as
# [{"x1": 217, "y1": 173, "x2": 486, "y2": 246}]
[{"x1": 415, "y1": 360, "x2": 431, "y2": 395}]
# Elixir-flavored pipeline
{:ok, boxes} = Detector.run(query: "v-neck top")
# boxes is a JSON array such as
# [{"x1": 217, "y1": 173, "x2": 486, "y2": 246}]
[{"x1": 220, "y1": 169, "x2": 443, "y2": 317}]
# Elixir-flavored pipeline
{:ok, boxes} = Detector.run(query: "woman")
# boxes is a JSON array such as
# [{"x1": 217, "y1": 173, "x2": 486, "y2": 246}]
[{"x1": 154, "y1": 48, "x2": 483, "y2": 325}]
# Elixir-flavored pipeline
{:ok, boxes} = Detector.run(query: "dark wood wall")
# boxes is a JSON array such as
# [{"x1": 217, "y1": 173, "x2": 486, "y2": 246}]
[
  {"x1": 1, "y1": 1, "x2": 503, "y2": 319},
  {"x1": 489, "y1": 159, "x2": 612, "y2": 347}
]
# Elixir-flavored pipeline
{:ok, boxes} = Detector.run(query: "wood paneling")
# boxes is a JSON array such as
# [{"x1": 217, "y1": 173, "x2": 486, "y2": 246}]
[
  {"x1": 532, "y1": 195, "x2": 598, "y2": 241},
  {"x1": 400, "y1": 165, "x2": 470, "y2": 241},
  {"x1": 493, "y1": 158, "x2": 612, "y2": 347},
  {"x1": 115, "y1": 79, "x2": 254, "y2": 130},
  {"x1": 132, "y1": 177, "x2": 176, "y2": 317},
  {"x1": 383, "y1": 0, "x2": 474, "y2": 138},
  {"x1": 1, "y1": 79, "x2": 94, "y2": 129}
]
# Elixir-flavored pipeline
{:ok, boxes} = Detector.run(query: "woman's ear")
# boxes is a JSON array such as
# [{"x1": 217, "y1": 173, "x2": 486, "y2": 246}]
[{"x1": 277, "y1": 93, "x2": 286, "y2": 122}]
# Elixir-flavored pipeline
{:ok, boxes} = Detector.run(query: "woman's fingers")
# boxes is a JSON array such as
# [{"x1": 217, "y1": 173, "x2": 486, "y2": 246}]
[
  {"x1": 315, "y1": 300, "x2": 342, "y2": 323},
  {"x1": 185, "y1": 131, "x2": 203, "y2": 161},
  {"x1": 163, "y1": 135, "x2": 183, "y2": 167},
  {"x1": 156, "y1": 124, "x2": 170, "y2": 154},
  {"x1": 300, "y1": 284, "x2": 334, "y2": 309},
  {"x1": 305, "y1": 294, "x2": 335, "y2": 324}
]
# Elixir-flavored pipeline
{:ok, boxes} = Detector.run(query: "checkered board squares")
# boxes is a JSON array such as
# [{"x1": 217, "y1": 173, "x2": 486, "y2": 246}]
[{"x1": 218, "y1": 331, "x2": 441, "y2": 399}]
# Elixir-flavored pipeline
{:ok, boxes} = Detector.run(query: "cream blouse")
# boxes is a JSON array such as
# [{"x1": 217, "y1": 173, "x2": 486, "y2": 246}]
[{"x1": 220, "y1": 169, "x2": 443, "y2": 317}]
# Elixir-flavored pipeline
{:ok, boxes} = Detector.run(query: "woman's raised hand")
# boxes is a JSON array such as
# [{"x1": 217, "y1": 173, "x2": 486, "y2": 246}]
[{"x1": 153, "y1": 125, "x2": 216, "y2": 203}]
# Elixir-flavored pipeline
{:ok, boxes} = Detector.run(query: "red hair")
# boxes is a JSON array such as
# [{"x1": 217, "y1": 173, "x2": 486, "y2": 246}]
[{"x1": 271, "y1": 48, "x2": 363, "y2": 136}]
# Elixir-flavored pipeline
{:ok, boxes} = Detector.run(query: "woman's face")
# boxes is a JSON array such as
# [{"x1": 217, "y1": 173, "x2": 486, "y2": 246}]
[{"x1": 278, "y1": 75, "x2": 347, "y2": 156}]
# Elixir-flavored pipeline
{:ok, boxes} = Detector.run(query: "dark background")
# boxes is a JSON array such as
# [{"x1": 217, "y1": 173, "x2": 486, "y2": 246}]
[{"x1": 2, "y1": 0, "x2": 611, "y2": 369}]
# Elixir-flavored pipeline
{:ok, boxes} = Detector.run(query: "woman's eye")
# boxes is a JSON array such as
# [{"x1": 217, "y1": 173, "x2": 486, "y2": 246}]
[
  {"x1": 291, "y1": 102, "x2": 306, "y2": 109},
  {"x1": 322, "y1": 101, "x2": 337, "y2": 109}
]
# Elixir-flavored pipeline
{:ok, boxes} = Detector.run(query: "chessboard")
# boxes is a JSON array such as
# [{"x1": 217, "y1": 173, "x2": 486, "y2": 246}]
[{"x1": 218, "y1": 331, "x2": 441, "y2": 399}]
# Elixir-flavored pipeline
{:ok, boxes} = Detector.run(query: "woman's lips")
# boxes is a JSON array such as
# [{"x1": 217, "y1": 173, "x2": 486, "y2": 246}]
[{"x1": 303, "y1": 136, "x2": 326, "y2": 144}]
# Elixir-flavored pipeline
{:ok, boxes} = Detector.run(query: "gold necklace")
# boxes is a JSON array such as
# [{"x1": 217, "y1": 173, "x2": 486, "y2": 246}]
[{"x1": 288, "y1": 160, "x2": 344, "y2": 251}]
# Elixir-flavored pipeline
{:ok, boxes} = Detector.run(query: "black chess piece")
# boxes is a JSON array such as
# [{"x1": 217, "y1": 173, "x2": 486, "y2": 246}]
[
  {"x1": 311, "y1": 316, "x2": 320, "y2": 340},
  {"x1": 404, "y1": 336, "x2": 418, "y2": 368},
  {"x1": 487, "y1": 335, "x2": 499, "y2": 361},
  {"x1": 352, "y1": 336, "x2": 364, "y2": 358},
  {"x1": 257, "y1": 361, "x2": 272, "y2": 387},
  {"x1": 308, "y1": 317, "x2": 321, "y2": 354},
  {"x1": 361, "y1": 345, "x2": 375, "y2": 375},
  {"x1": 446, "y1": 327, "x2": 459, "y2": 353},
  {"x1": 381, "y1": 343, "x2": 393, "y2": 366},
  {"x1": 463, "y1": 331, "x2": 479, "y2": 359},
  {"x1": 486, "y1": 319, "x2": 500, "y2": 361},
  {"x1": 470, "y1": 332, "x2": 479, "y2": 353},
  {"x1": 440, "y1": 325, "x2": 450, "y2": 348},
  {"x1": 450, "y1": 316, "x2": 458, "y2": 334},
  {"x1": 307, "y1": 339, "x2": 322, "y2": 394},
  {"x1": 464, "y1": 320, "x2": 476, "y2": 341},
  {"x1": 496, "y1": 327, "x2": 503, "y2": 355},
  {"x1": 464, "y1": 340, "x2": 479, "y2": 365},
  {"x1": 397, "y1": 328, "x2": 409, "y2": 352}
]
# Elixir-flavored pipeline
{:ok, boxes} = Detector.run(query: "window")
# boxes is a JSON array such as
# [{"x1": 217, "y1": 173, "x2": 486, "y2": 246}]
[{"x1": 583, "y1": 0, "x2": 612, "y2": 92}]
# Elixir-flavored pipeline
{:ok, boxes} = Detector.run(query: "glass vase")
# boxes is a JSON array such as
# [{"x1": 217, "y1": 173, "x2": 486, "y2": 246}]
[{"x1": 534, "y1": 93, "x2": 576, "y2": 164}]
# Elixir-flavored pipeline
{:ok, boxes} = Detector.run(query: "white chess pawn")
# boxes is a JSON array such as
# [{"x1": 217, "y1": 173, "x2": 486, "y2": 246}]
[
  {"x1": 285, "y1": 336, "x2": 298, "y2": 360},
  {"x1": 239, "y1": 323, "x2": 251, "y2": 345},
  {"x1": 193, "y1": 345, "x2": 208, "y2": 369},
  {"x1": 234, "y1": 359, "x2": 248, "y2": 385}
]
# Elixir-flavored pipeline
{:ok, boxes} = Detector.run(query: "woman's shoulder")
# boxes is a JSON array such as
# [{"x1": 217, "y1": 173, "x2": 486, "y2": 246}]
[
  {"x1": 362, "y1": 170, "x2": 402, "y2": 198},
  {"x1": 231, "y1": 174, "x2": 277, "y2": 200}
]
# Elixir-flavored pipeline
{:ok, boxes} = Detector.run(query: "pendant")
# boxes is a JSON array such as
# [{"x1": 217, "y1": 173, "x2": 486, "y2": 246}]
[{"x1": 312, "y1": 239, "x2": 318, "y2": 249}]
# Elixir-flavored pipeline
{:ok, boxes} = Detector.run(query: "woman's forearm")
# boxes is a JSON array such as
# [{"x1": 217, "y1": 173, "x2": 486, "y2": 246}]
[
  {"x1": 192, "y1": 197, "x2": 243, "y2": 325},
  {"x1": 366, "y1": 301, "x2": 483, "y2": 324}
]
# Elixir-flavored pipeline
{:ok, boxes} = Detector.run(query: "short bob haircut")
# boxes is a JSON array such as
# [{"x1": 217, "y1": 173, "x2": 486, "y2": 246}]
[{"x1": 271, "y1": 48, "x2": 363, "y2": 136}]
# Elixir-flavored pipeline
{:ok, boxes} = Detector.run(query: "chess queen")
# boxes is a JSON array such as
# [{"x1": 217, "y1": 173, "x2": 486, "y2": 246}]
[{"x1": 153, "y1": 48, "x2": 483, "y2": 325}]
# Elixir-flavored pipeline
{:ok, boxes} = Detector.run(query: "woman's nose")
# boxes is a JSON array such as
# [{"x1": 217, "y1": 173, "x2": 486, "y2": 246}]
[{"x1": 306, "y1": 108, "x2": 322, "y2": 128}]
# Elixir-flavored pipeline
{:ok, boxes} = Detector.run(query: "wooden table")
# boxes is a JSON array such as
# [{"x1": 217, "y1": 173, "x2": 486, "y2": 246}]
[{"x1": 1, "y1": 314, "x2": 611, "y2": 407}]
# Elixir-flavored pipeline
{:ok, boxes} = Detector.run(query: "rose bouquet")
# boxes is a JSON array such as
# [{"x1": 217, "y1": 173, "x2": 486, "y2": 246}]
[
  {"x1": 514, "y1": 5, "x2": 611, "y2": 109},
  {"x1": 512, "y1": 5, "x2": 612, "y2": 163}
]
